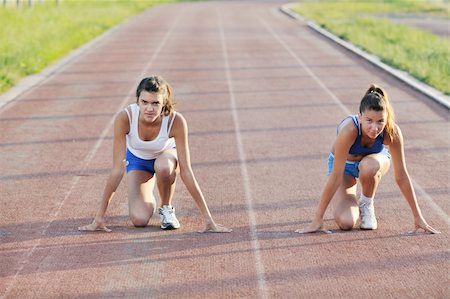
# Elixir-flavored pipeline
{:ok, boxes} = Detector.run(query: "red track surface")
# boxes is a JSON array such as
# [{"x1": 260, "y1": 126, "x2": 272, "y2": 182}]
[{"x1": 1, "y1": 1, "x2": 448, "y2": 298}]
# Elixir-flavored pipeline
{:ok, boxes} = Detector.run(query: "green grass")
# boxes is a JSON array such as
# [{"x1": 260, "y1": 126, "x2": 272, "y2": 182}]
[
  {"x1": 293, "y1": 0, "x2": 450, "y2": 95},
  {"x1": 0, "y1": 0, "x2": 174, "y2": 94}
]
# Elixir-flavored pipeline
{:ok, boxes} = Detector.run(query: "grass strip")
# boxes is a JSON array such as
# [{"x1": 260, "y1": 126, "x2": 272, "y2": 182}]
[
  {"x1": 0, "y1": 0, "x2": 174, "y2": 94},
  {"x1": 293, "y1": 0, "x2": 450, "y2": 95}
]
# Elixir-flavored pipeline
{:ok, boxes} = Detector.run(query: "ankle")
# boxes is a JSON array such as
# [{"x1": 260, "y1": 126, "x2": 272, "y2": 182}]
[{"x1": 359, "y1": 194, "x2": 373, "y2": 205}]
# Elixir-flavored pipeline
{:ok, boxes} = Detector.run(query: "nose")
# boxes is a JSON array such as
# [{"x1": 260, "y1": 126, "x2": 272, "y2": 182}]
[{"x1": 146, "y1": 104, "x2": 155, "y2": 112}]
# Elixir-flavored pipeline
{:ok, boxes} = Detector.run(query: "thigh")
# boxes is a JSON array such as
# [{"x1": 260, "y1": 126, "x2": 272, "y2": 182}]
[
  {"x1": 333, "y1": 174, "x2": 359, "y2": 216},
  {"x1": 127, "y1": 170, "x2": 156, "y2": 208}
]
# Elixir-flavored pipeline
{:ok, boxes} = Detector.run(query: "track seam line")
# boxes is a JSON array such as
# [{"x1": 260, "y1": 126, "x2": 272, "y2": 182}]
[
  {"x1": 256, "y1": 13, "x2": 449, "y2": 226},
  {"x1": 1, "y1": 14, "x2": 182, "y2": 299},
  {"x1": 218, "y1": 11, "x2": 268, "y2": 299}
]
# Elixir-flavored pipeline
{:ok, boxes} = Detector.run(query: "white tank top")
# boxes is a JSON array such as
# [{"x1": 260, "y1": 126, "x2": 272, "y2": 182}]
[{"x1": 124, "y1": 103, "x2": 176, "y2": 160}]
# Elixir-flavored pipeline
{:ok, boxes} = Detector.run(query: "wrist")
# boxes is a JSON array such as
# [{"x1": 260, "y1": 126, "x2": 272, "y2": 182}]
[{"x1": 204, "y1": 217, "x2": 215, "y2": 226}]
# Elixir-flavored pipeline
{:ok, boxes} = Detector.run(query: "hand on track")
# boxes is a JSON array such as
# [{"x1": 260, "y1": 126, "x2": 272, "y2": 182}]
[
  {"x1": 407, "y1": 217, "x2": 440, "y2": 234},
  {"x1": 295, "y1": 220, "x2": 332, "y2": 234},
  {"x1": 78, "y1": 219, "x2": 112, "y2": 233},
  {"x1": 200, "y1": 223, "x2": 232, "y2": 233}
]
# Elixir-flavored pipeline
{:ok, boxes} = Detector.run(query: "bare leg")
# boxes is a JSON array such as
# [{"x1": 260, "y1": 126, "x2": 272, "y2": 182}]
[
  {"x1": 127, "y1": 170, "x2": 156, "y2": 227},
  {"x1": 333, "y1": 175, "x2": 359, "y2": 230},
  {"x1": 358, "y1": 154, "x2": 390, "y2": 197},
  {"x1": 154, "y1": 148, "x2": 178, "y2": 207}
]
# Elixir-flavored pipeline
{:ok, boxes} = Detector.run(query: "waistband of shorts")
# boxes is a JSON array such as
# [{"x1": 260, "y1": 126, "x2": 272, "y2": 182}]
[{"x1": 328, "y1": 152, "x2": 358, "y2": 165}]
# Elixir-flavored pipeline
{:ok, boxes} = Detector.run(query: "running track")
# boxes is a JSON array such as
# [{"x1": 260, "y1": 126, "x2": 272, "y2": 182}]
[{"x1": 1, "y1": 1, "x2": 448, "y2": 298}]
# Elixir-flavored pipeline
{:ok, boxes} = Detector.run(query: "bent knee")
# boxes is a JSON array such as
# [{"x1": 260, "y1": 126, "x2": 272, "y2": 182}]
[
  {"x1": 359, "y1": 162, "x2": 382, "y2": 181},
  {"x1": 155, "y1": 167, "x2": 173, "y2": 181},
  {"x1": 335, "y1": 214, "x2": 358, "y2": 231},
  {"x1": 129, "y1": 213, "x2": 151, "y2": 227},
  {"x1": 337, "y1": 219, "x2": 356, "y2": 231}
]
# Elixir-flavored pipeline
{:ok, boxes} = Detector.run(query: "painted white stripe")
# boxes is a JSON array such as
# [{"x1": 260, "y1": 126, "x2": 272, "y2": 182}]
[
  {"x1": 257, "y1": 13, "x2": 449, "y2": 225},
  {"x1": 218, "y1": 11, "x2": 268, "y2": 299},
  {"x1": 256, "y1": 14, "x2": 350, "y2": 115},
  {"x1": 1, "y1": 14, "x2": 182, "y2": 299},
  {"x1": 412, "y1": 180, "x2": 450, "y2": 228}
]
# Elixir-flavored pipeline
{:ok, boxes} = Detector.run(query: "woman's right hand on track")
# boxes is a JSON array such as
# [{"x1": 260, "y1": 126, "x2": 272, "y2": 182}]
[
  {"x1": 295, "y1": 219, "x2": 331, "y2": 234},
  {"x1": 78, "y1": 218, "x2": 112, "y2": 233}
]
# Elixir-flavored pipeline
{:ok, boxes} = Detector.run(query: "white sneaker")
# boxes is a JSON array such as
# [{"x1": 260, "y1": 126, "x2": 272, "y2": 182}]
[
  {"x1": 359, "y1": 200, "x2": 378, "y2": 230},
  {"x1": 159, "y1": 205, "x2": 180, "y2": 230}
]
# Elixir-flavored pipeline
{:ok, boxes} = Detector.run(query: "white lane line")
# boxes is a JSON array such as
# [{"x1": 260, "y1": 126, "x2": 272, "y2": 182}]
[
  {"x1": 218, "y1": 11, "x2": 268, "y2": 299},
  {"x1": 412, "y1": 180, "x2": 450, "y2": 227},
  {"x1": 1, "y1": 14, "x2": 182, "y2": 299},
  {"x1": 256, "y1": 13, "x2": 449, "y2": 225},
  {"x1": 256, "y1": 13, "x2": 350, "y2": 115}
]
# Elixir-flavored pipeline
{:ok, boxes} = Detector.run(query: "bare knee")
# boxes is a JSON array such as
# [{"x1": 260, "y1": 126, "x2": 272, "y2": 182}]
[
  {"x1": 129, "y1": 202, "x2": 155, "y2": 227},
  {"x1": 359, "y1": 160, "x2": 382, "y2": 182},
  {"x1": 334, "y1": 207, "x2": 359, "y2": 231},
  {"x1": 155, "y1": 166, "x2": 176, "y2": 185},
  {"x1": 155, "y1": 155, "x2": 177, "y2": 181},
  {"x1": 335, "y1": 216, "x2": 357, "y2": 231},
  {"x1": 130, "y1": 213, "x2": 151, "y2": 227}
]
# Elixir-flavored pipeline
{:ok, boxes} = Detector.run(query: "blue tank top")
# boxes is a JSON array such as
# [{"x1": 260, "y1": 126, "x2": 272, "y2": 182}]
[{"x1": 338, "y1": 115, "x2": 385, "y2": 156}]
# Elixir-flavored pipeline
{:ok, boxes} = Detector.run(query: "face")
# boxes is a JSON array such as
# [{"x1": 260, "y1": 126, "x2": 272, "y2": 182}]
[
  {"x1": 137, "y1": 90, "x2": 164, "y2": 123},
  {"x1": 359, "y1": 109, "x2": 387, "y2": 139}
]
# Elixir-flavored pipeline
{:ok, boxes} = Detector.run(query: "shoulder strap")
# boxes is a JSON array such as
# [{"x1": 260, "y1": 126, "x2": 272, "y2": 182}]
[
  {"x1": 123, "y1": 105, "x2": 133, "y2": 128},
  {"x1": 351, "y1": 115, "x2": 361, "y2": 135},
  {"x1": 337, "y1": 115, "x2": 357, "y2": 135},
  {"x1": 167, "y1": 112, "x2": 177, "y2": 135}
]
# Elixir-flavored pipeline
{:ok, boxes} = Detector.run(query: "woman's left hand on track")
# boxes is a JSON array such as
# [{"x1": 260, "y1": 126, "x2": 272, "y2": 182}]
[{"x1": 409, "y1": 217, "x2": 441, "y2": 234}]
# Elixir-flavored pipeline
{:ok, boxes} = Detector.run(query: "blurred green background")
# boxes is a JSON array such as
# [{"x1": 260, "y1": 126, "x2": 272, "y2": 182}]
[
  {"x1": 1, "y1": 0, "x2": 449, "y2": 95},
  {"x1": 0, "y1": 0, "x2": 174, "y2": 94},
  {"x1": 293, "y1": 0, "x2": 450, "y2": 95}
]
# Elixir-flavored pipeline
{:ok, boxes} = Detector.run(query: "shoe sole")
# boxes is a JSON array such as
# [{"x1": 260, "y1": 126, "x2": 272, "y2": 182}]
[
  {"x1": 161, "y1": 224, "x2": 180, "y2": 230},
  {"x1": 360, "y1": 224, "x2": 378, "y2": 230},
  {"x1": 360, "y1": 227, "x2": 377, "y2": 230}
]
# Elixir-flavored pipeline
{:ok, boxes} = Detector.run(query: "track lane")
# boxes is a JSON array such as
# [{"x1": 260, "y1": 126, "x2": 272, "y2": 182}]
[{"x1": 1, "y1": 1, "x2": 448, "y2": 298}]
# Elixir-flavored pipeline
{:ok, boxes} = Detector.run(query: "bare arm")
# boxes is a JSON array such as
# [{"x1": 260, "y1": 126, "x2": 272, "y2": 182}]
[
  {"x1": 78, "y1": 111, "x2": 129, "y2": 232},
  {"x1": 171, "y1": 113, "x2": 231, "y2": 233},
  {"x1": 387, "y1": 125, "x2": 440, "y2": 234},
  {"x1": 296, "y1": 120, "x2": 356, "y2": 233}
]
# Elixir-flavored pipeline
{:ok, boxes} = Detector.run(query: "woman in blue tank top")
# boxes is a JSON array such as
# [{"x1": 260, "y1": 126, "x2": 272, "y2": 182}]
[
  {"x1": 296, "y1": 84, "x2": 439, "y2": 234},
  {"x1": 79, "y1": 75, "x2": 232, "y2": 233}
]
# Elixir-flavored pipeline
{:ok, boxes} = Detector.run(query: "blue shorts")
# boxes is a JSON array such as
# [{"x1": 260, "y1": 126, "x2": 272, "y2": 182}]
[
  {"x1": 125, "y1": 149, "x2": 156, "y2": 174},
  {"x1": 327, "y1": 148, "x2": 390, "y2": 178}
]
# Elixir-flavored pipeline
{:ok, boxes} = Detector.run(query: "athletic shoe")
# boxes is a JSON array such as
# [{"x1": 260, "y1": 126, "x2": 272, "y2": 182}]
[
  {"x1": 359, "y1": 200, "x2": 378, "y2": 230},
  {"x1": 159, "y1": 205, "x2": 180, "y2": 230}
]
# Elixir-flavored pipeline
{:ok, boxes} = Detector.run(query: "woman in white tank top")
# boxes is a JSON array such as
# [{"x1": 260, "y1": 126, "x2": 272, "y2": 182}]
[{"x1": 79, "y1": 76, "x2": 232, "y2": 233}]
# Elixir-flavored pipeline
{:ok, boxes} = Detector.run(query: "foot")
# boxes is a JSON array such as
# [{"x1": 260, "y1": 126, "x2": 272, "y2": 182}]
[
  {"x1": 159, "y1": 205, "x2": 180, "y2": 230},
  {"x1": 359, "y1": 200, "x2": 377, "y2": 230}
]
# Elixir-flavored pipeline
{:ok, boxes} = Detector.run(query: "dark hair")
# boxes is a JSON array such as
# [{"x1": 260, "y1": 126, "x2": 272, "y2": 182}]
[
  {"x1": 136, "y1": 75, "x2": 175, "y2": 116},
  {"x1": 360, "y1": 84, "x2": 396, "y2": 141}
]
